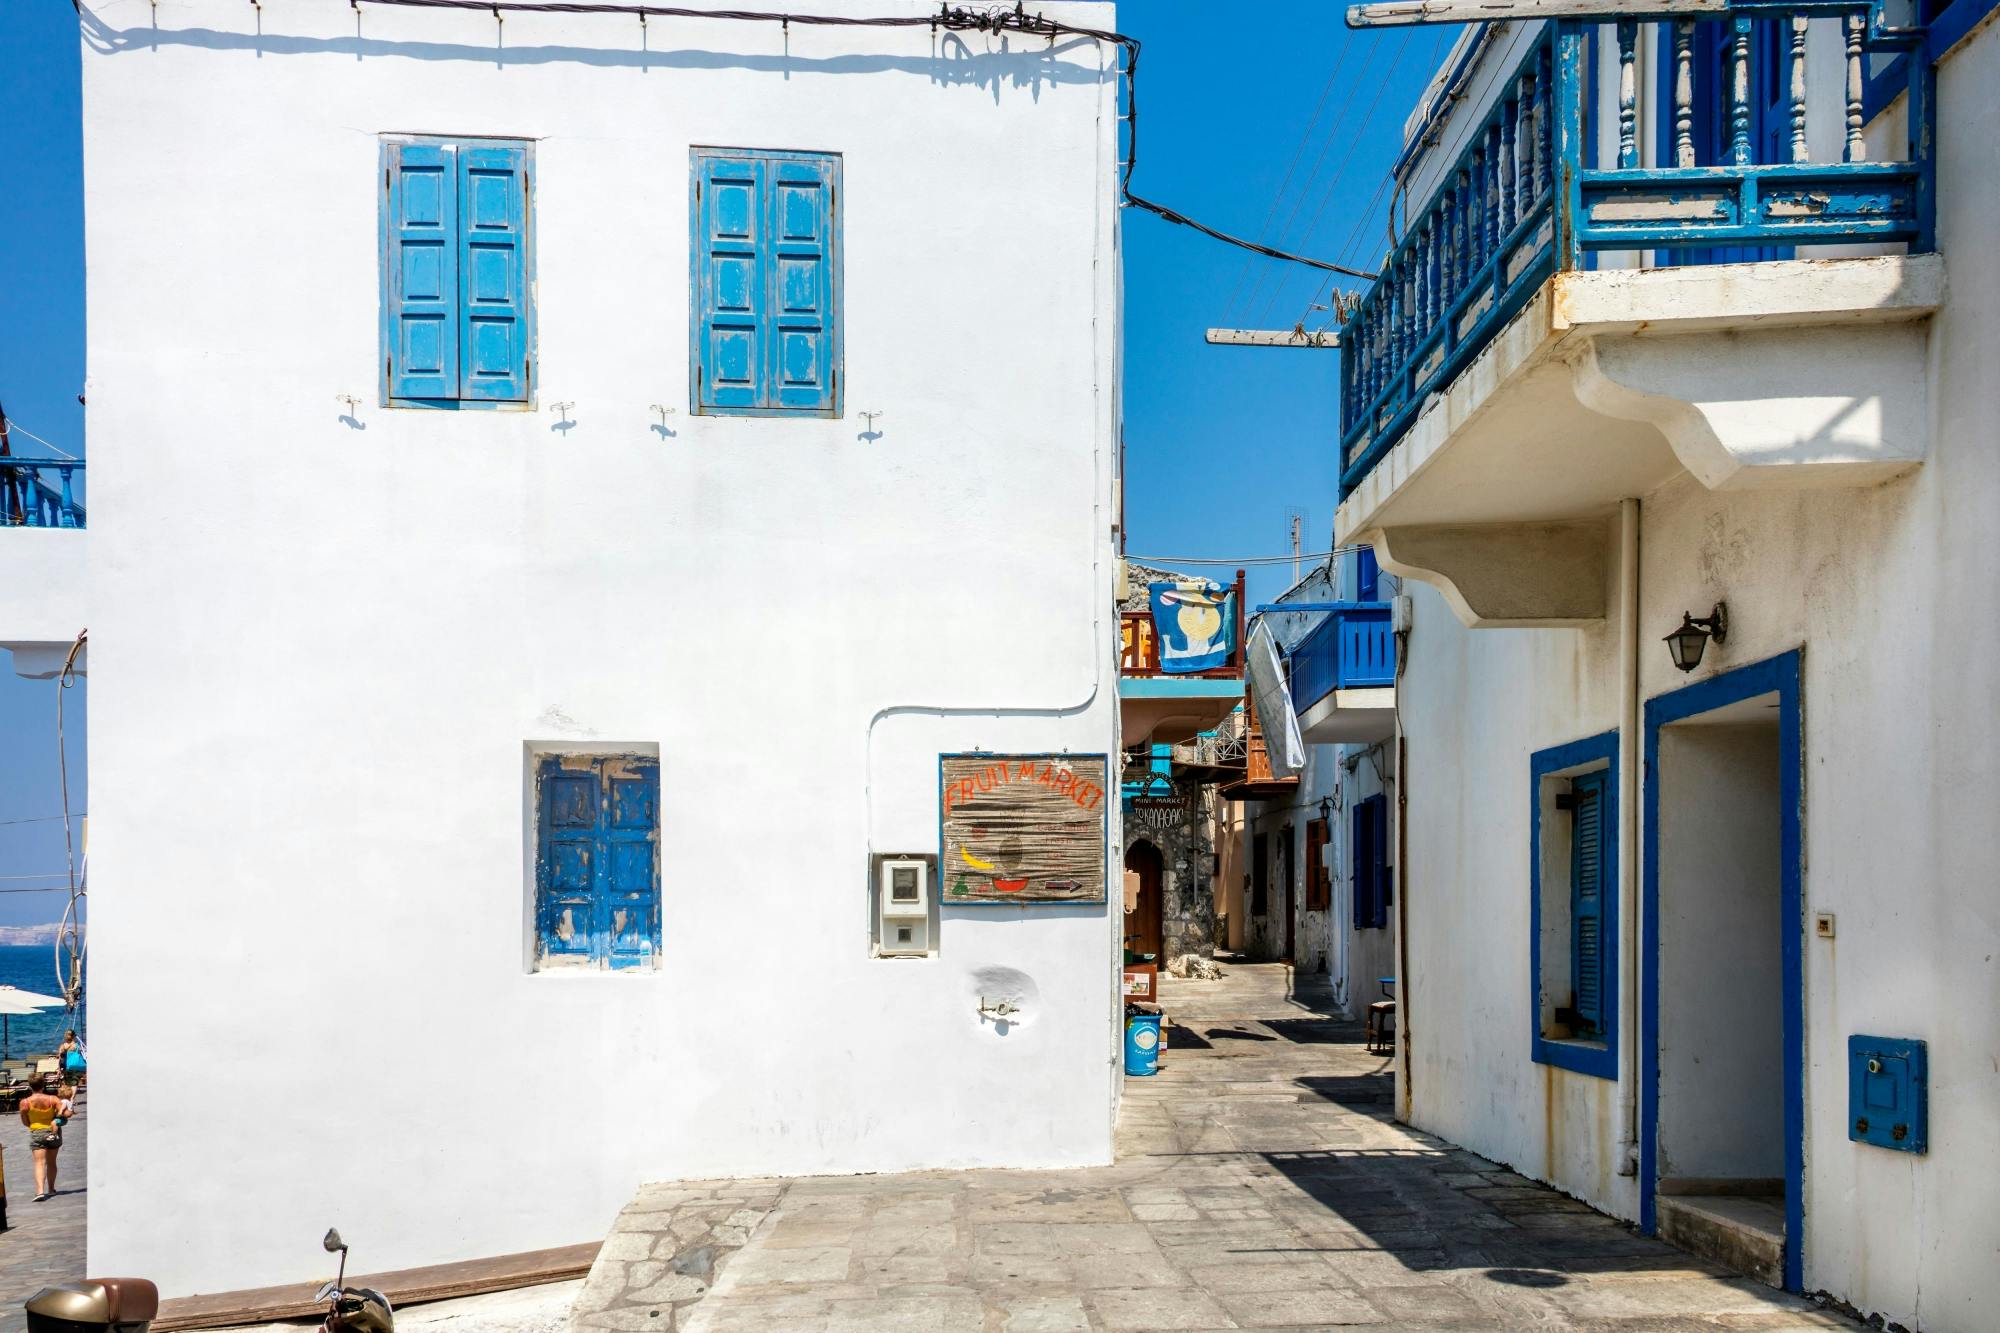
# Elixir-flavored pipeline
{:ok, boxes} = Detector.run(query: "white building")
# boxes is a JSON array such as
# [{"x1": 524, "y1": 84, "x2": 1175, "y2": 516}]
[
  {"x1": 44, "y1": 0, "x2": 1123, "y2": 1296},
  {"x1": 1332, "y1": 4, "x2": 2000, "y2": 1327},
  {"x1": 1227, "y1": 552, "x2": 1400, "y2": 1019}
]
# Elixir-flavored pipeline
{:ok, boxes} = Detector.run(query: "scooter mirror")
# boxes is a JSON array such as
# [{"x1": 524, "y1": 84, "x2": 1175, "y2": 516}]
[
  {"x1": 314, "y1": 1281, "x2": 339, "y2": 1303},
  {"x1": 324, "y1": 1228, "x2": 347, "y2": 1254}
]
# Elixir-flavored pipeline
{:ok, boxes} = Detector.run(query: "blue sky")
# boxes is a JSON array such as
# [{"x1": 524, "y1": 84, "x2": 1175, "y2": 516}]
[{"x1": 0, "y1": 1, "x2": 1451, "y2": 924}]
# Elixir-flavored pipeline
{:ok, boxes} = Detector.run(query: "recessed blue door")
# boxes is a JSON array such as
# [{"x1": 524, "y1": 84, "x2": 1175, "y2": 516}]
[{"x1": 536, "y1": 756, "x2": 661, "y2": 970}]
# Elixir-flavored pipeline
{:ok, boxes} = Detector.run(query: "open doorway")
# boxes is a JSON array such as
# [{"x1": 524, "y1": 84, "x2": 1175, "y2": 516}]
[
  {"x1": 1643, "y1": 652, "x2": 1802, "y2": 1290},
  {"x1": 1124, "y1": 841, "x2": 1164, "y2": 964}
]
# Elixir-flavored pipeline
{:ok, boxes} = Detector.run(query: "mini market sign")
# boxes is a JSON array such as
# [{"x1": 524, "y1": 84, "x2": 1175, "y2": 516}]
[{"x1": 940, "y1": 753, "x2": 1109, "y2": 905}]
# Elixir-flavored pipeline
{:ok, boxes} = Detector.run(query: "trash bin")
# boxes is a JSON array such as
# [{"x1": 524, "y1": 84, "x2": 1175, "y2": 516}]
[{"x1": 1124, "y1": 1009, "x2": 1162, "y2": 1077}]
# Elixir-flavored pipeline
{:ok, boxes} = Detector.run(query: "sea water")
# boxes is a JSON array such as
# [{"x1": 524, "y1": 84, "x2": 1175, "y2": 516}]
[{"x1": 0, "y1": 943, "x2": 84, "y2": 1059}]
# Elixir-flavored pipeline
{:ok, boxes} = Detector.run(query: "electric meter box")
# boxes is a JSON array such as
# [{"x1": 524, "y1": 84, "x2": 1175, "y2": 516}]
[
  {"x1": 880, "y1": 859, "x2": 929, "y2": 918},
  {"x1": 870, "y1": 854, "x2": 937, "y2": 958}
]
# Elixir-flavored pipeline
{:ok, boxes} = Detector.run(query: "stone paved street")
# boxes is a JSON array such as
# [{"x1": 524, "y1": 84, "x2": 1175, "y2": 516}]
[
  {"x1": 0, "y1": 1088, "x2": 86, "y2": 1333},
  {"x1": 574, "y1": 964, "x2": 1856, "y2": 1331}
]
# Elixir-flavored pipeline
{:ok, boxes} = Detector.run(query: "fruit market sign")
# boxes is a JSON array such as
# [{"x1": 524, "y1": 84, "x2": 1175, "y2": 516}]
[{"x1": 939, "y1": 754, "x2": 1109, "y2": 905}]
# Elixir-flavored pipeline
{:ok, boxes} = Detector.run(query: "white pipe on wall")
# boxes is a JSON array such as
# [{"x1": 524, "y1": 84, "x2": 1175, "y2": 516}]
[{"x1": 1617, "y1": 496, "x2": 1641, "y2": 1175}]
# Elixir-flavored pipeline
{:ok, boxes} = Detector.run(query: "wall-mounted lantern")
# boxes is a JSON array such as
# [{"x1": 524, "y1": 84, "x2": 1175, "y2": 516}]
[{"x1": 1664, "y1": 602, "x2": 1728, "y2": 673}]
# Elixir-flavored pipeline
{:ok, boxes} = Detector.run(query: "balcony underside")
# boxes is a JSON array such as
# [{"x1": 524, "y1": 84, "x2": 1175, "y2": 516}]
[
  {"x1": 1336, "y1": 255, "x2": 1942, "y2": 628},
  {"x1": 1298, "y1": 687, "x2": 1396, "y2": 745},
  {"x1": 0, "y1": 526, "x2": 89, "y2": 678},
  {"x1": 1120, "y1": 677, "x2": 1245, "y2": 746}
]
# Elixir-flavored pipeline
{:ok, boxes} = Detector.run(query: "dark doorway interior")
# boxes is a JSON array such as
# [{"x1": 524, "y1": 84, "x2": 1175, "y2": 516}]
[{"x1": 1125, "y1": 840, "x2": 1164, "y2": 962}]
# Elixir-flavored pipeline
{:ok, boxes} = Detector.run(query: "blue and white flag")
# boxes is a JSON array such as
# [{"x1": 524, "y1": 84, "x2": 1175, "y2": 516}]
[{"x1": 1148, "y1": 581, "x2": 1236, "y2": 673}]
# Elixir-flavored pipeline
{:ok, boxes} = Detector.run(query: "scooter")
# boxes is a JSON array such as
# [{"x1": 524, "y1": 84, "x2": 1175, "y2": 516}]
[
  {"x1": 23, "y1": 1228, "x2": 391, "y2": 1333},
  {"x1": 317, "y1": 1228, "x2": 395, "y2": 1333}
]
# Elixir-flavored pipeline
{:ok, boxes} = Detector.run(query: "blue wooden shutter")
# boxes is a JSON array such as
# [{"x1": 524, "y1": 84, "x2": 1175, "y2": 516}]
[
  {"x1": 1372, "y1": 795, "x2": 1391, "y2": 924},
  {"x1": 1355, "y1": 546, "x2": 1380, "y2": 602},
  {"x1": 1569, "y1": 772, "x2": 1607, "y2": 1036},
  {"x1": 603, "y1": 761, "x2": 661, "y2": 970},
  {"x1": 536, "y1": 758, "x2": 599, "y2": 966},
  {"x1": 457, "y1": 144, "x2": 531, "y2": 402},
  {"x1": 385, "y1": 142, "x2": 459, "y2": 401},
  {"x1": 694, "y1": 152, "x2": 766, "y2": 412},
  {"x1": 767, "y1": 156, "x2": 838, "y2": 413},
  {"x1": 1351, "y1": 798, "x2": 1375, "y2": 930}
]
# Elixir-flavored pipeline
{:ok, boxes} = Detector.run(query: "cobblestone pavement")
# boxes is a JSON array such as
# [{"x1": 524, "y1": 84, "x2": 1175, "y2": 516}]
[
  {"x1": 0, "y1": 1089, "x2": 87, "y2": 1333},
  {"x1": 574, "y1": 963, "x2": 1853, "y2": 1330}
]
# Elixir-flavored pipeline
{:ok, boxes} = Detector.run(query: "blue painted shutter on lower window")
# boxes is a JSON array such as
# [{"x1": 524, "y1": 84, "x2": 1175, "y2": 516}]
[
  {"x1": 696, "y1": 153, "x2": 767, "y2": 412},
  {"x1": 386, "y1": 142, "x2": 460, "y2": 401},
  {"x1": 457, "y1": 144, "x2": 531, "y2": 402},
  {"x1": 768, "y1": 156, "x2": 837, "y2": 413},
  {"x1": 1569, "y1": 771, "x2": 1607, "y2": 1037},
  {"x1": 536, "y1": 756, "x2": 661, "y2": 969}
]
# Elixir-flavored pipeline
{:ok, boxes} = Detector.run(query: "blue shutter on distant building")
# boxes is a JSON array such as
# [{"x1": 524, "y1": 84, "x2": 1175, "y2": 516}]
[
  {"x1": 535, "y1": 756, "x2": 661, "y2": 970},
  {"x1": 1569, "y1": 771, "x2": 1607, "y2": 1037},
  {"x1": 383, "y1": 137, "x2": 532, "y2": 406},
  {"x1": 691, "y1": 148, "x2": 841, "y2": 417},
  {"x1": 1351, "y1": 794, "x2": 1389, "y2": 930}
]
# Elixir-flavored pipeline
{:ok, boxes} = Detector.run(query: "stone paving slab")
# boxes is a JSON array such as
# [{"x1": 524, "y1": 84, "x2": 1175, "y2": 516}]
[{"x1": 576, "y1": 964, "x2": 1860, "y2": 1331}]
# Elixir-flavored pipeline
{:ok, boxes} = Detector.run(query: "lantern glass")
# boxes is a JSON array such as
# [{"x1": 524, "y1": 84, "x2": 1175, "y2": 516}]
[{"x1": 1665, "y1": 615, "x2": 1708, "y2": 672}]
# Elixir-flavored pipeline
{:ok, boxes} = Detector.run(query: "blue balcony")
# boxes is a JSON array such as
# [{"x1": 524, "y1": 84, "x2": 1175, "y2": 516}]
[
  {"x1": 1288, "y1": 603, "x2": 1397, "y2": 743},
  {"x1": 1, "y1": 458, "x2": 86, "y2": 529},
  {"x1": 1338, "y1": 2, "x2": 1934, "y2": 502}
]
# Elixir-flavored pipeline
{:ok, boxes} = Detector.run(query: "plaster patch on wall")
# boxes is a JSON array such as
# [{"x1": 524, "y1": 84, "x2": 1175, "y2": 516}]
[{"x1": 538, "y1": 705, "x2": 598, "y2": 737}]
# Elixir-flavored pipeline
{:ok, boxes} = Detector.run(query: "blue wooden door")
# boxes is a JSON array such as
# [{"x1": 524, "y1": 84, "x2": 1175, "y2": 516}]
[
  {"x1": 1656, "y1": 19, "x2": 1793, "y2": 266},
  {"x1": 536, "y1": 756, "x2": 660, "y2": 969}
]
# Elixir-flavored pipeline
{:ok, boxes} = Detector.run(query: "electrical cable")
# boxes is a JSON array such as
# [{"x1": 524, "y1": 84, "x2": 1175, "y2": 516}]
[
  {"x1": 1253, "y1": 25, "x2": 1427, "y2": 328},
  {"x1": 52, "y1": 630, "x2": 86, "y2": 1046},
  {"x1": 1235, "y1": 28, "x2": 1404, "y2": 328},
  {"x1": 0, "y1": 417, "x2": 79, "y2": 461},
  {"x1": 343, "y1": 0, "x2": 1378, "y2": 279},
  {"x1": 1127, "y1": 545, "x2": 1371, "y2": 567},
  {"x1": 1218, "y1": 37, "x2": 1357, "y2": 324},
  {"x1": 0, "y1": 813, "x2": 89, "y2": 827}
]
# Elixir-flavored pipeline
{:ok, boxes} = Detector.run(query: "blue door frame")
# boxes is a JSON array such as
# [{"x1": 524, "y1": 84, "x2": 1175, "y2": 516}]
[{"x1": 1640, "y1": 649, "x2": 1804, "y2": 1292}]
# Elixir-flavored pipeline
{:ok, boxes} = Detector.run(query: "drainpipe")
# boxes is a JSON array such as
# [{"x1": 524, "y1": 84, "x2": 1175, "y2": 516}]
[{"x1": 1617, "y1": 497, "x2": 1641, "y2": 1177}]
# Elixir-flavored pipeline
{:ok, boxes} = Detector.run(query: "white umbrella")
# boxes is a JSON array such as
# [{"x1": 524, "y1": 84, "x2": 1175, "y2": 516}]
[{"x1": 0, "y1": 986, "x2": 64, "y2": 1062}]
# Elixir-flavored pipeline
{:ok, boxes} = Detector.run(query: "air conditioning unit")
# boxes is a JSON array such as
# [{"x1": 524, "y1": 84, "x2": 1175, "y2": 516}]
[{"x1": 877, "y1": 858, "x2": 931, "y2": 957}]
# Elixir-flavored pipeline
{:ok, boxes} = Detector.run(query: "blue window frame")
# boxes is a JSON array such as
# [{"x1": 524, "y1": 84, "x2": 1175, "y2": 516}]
[
  {"x1": 690, "y1": 147, "x2": 842, "y2": 418},
  {"x1": 1530, "y1": 730, "x2": 1619, "y2": 1079},
  {"x1": 381, "y1": 136, "x2": 534, "y2": 408},
  {"x1": 534, "y1": 754, "x2": 661, "y2": 971},
  {"x1": 1351, "y1": 793, "x2": 1390, "y2": 930}
]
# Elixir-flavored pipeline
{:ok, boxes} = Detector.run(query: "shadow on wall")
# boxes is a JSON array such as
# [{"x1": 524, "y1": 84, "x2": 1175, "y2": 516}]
[{"x1": 78, "y1": 8, "x2": 1104, "y2": 103}]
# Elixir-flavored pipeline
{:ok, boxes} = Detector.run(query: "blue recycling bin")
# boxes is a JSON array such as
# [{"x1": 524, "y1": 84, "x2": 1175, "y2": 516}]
[{"x1": 1124, "y1": 1011, "x2": 1161, "y2": 1076}]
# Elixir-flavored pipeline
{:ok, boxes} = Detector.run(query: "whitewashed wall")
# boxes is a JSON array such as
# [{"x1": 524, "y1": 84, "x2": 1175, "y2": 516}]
[
  {"x1": 79, "y1": 0, "x2": 1120, "y2": 1295},
  {"x1": 1391, "y1": 19, "x2": 2000, "y2": 1329}
]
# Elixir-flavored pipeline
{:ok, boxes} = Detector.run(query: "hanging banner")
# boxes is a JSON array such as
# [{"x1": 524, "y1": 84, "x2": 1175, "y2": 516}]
[
  {"x1": 1148, "y1": 581, "x2": 1236, "y2": 673},
  {"x1": 939, "y1": 754, "x2": 1109, "y2": 905}
]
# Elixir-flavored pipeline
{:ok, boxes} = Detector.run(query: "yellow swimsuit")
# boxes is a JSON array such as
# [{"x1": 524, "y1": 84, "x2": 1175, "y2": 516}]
[{"x1": 24, "y1": 1097, "x2": 60, "y2": 1134}]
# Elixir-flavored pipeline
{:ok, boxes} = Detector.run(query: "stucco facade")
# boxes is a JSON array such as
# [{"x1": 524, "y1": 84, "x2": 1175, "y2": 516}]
[
  {"x1": 1356, "y1": 12, "x2": 2000, "y2": 1330},
  {"x1": 74, "y1": 0, "x2": 1121, "y2": 1295}
]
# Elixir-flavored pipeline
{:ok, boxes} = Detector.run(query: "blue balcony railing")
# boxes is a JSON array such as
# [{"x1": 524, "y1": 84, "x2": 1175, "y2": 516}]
[
  {"x1": 1288, "y1": 603, "x2": 1396, "y2": 715},
  {"x1": 1339, "y1": 2, "x2": 1933, "y2": 499},
  {"x1": 0, "y1": 459, "x2": 86, "y2": 529}
]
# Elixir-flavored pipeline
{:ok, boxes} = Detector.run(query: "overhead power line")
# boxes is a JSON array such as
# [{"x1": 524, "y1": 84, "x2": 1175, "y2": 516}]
[{"x1": 334, "y1": 0, "x2": 1378, "y2": 279}]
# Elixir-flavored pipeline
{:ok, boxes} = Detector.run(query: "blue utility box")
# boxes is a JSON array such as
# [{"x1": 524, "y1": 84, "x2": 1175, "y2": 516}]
[{"x1": 1847, "y1": 1035, "x2": 1927, "y2": 1154}]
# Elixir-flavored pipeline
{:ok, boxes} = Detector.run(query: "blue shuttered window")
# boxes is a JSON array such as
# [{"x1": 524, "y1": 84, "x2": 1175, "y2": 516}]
[
  {"x1": 1351, "y1": 793, "x2": 1390, "y2": 930},
  {"x1": 1568, "y1": 771, "x2": 1608, "y2": 1038},
  {"x1": 691, "y1": 148, "x2": 842, "y2": 418},
  {"x1": 535, "y1": 755, "x2": 660, "y2": 971},
  {"x1": 383, "y1": 137, "x2": 533, "y2": 407}
]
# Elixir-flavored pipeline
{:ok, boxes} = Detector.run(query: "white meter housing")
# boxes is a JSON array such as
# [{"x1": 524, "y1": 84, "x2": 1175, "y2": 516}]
[{"x1": 877, "y1": 858, "x2": 931, "y2": 957}]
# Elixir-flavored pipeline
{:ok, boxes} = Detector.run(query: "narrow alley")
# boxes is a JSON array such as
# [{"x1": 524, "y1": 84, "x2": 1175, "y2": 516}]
[{"x1": 573, "y1": 964, "x2": 1853, "y2": 1331}]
